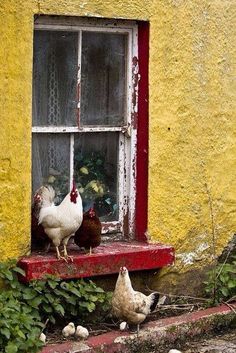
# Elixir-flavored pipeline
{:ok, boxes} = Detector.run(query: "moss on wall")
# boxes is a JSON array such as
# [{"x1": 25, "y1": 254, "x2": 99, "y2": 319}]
[{"x1": 0, "y1": 0, "x2": 235, "y2": 291}]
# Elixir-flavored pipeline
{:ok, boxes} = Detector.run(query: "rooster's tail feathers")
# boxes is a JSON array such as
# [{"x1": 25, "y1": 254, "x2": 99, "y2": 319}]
[
  {"x1": 40, "y1": 185, "x2": 55, "y2": 207},
  {"x1": 149, "y1": 292, "x2": 160, "y2": 312}
]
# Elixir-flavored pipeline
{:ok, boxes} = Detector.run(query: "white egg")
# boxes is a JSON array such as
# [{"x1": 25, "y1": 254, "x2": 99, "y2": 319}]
[
  {"x1": 168, "y1": 350, "x2": 182, "y2": 353},
  {"x1": 39, "y1": 332, "x2": 46, "y2": 344},
  {"x1": 119, "y1": 321, "x2": 128, "y2": 331}
]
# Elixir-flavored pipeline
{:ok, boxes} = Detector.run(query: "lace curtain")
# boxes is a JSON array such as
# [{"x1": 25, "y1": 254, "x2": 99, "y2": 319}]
[{"x1": 32, "y1": 31, "x2": 77, "y2": 197}]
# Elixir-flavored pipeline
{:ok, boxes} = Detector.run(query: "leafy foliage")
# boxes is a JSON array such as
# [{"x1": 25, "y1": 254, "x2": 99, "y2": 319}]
[
  {"x1": 28, "y1": 276, "x2": 112, "y2": 324},
  {"x1": 0, "y1": 260, "x2": 43, "y2": 353},
  {"x1": 43, "y1": 150, "x2": 118, "y2": 219},
  {"x1": 0, "y1": 260, "x2": 112, "y2": 353},
  {"x1": 204, "y1": 256, "x2": 236, "y2": 304},
  {"x1": 74, "y1": 151, "x2": 117, "y2": 219}
]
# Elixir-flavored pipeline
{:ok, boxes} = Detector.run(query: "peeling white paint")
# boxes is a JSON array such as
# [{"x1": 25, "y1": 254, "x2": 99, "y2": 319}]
[{"x1": 177, "y1": 242, "x2": 210, "y2": 265}]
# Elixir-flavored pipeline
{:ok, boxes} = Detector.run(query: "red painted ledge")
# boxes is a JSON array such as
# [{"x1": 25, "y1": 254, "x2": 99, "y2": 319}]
[
  {"x1": 18, "y1": 241, "x2": 174, "y2": 282},
  {"x1": 41, "y1": 303, "x2": 236, "y2": 353}
]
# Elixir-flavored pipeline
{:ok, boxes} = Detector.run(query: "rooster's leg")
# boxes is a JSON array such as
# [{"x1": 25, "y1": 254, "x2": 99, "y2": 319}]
[
  {"x1": 56, "y1": 246, "x2": 61, "y2": 259},
  {"x1": 55, "y1": 246, "x2": 68, "y2": 262},
  {"x1": 63, "y1": 244, "x2": 73, "y2": 262}
]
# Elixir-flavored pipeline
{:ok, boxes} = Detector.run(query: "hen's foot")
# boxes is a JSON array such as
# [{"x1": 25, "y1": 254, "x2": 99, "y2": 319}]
[
  {"x1": 65, "y1": 255, "x2": 73, "y2": 263},
  {"x1": 57, "y1": 255, "x2": 69, "y2": 262},
  {"x1": 85, "y1": 247, "x2": 93, "y2": 256},
  {"x1": 62, "y1": 247, "x2": 73, "y2": 262}
]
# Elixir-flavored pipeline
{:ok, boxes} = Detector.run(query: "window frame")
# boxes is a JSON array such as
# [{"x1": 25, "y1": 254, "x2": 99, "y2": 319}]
[{"x1": 32, "y1": 16, "x2": 140, "y2": 239}]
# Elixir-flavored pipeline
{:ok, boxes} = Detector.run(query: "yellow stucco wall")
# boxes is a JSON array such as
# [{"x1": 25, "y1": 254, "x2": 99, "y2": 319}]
[{"x1": 0, "y1": 0, "x2": 235, "y2": 288}]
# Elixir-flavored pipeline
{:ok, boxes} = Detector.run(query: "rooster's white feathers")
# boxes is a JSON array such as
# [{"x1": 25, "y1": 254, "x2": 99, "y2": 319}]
[{"x1": 38, "y1": 183, "x2": 83, "y2": 260}]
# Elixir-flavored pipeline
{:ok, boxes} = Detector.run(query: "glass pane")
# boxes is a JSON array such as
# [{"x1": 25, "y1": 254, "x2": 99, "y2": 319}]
[
  {"x1": 74, "y1": 133, "x2": 119, "y2": 221},
  {"x1": 81, "y1": 32, "x2": 127, "y2": 126},
  {"x1": 32, "y1": 133, "x2": 70, "y2": 203},
  {"x1": 33, "y1": 31, "x2": 78, "y2": 126}
]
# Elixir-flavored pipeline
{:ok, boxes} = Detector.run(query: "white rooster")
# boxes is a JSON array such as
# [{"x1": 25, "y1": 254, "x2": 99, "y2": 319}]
[
  {"x1": 112, "y1": 267, "x2": 160, "y2": 333},
  {"x1": 38, "y1": 181, "x2": 83, "y2": 261}
]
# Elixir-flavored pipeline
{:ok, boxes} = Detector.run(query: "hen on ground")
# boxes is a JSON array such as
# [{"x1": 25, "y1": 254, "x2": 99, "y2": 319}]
[{"x1": 112, "y1": 266, "x2": 160, "y2": 333}]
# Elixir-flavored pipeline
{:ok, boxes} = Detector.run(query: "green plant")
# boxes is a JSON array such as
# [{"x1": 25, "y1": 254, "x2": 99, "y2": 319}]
[
  {"x1": 0, "y1": 260, "x2": 112, "y2": 353},
  {"x1": 74, "y1": 151, "x2": 117, "y2": 219},
  {"x1": 28, "y1": 275, "x2": 112, "y2": 324},
  {"x1": 0, "y1": 261, "x2": 44, "y2": 353},
  {"x1": 204, "y1": 256, "x2": 236, "y2": 304}
]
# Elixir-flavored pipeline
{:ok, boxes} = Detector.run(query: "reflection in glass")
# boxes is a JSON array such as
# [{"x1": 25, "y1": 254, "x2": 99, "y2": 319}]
[
  {"x1": 74, "y1": 133, "x2": 119, "y2": 221},
  {"x1": 81, "y1": 32, "x2": 127, "y2": 126}
]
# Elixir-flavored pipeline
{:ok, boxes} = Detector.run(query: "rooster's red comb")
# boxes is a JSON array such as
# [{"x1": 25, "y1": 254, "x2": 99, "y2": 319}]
[{"x1": 72, "y1": 179, "x2": 76, "y2": 190}]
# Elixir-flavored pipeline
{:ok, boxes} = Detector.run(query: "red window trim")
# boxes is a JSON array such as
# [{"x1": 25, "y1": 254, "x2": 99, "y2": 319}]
[
  {"x1": 135, "y1": 21, "x2": 149, "y2": 241},
  {"x1": 19, "y1": 21, "x2": 175, "y2": 282}
]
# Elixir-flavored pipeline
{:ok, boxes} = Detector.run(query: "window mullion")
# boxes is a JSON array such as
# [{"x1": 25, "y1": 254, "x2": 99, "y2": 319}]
[
  {"x1": 70, "y1": 134, "x2": 74, "y2": 188},
  {"x1": 77, "y1": 30, "x2": 82, "y2": 128},
  {"x1": 129, "y1": 26, "x2": 139, "y2": 237},
  {"x1": 118, "y1": 133, "x2": 125, "y2": 235}
]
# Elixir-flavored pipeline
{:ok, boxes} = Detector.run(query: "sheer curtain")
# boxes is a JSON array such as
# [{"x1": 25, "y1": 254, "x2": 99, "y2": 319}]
[{"x1": 32, "y1": 31, "x2": 77, "y2": 198}]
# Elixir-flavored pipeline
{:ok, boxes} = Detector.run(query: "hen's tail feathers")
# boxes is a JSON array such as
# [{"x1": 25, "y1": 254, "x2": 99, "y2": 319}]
[
  {"x1": 149, "y1": 292, "x2": 160, "y2": 312},
  {"x1": 40, "y1": 185, "x2": 56, "y2": 207}
]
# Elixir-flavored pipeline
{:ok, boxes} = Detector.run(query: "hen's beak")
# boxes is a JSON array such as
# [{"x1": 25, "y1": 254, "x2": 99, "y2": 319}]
[{"x1": 120, "y1": 266, "x2": 127, "y2": 275}]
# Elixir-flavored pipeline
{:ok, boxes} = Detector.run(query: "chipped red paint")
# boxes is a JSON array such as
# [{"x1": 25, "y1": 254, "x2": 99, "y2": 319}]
[
  {"x1": 131, "y1": 56, "x2": 139, "y2": 128},
  {"x1": 18, "y1": 242, "x2": 174, "y2": 282},
  {"x1": 135, "y1": 22, "x2": 149, "y2": 241}
]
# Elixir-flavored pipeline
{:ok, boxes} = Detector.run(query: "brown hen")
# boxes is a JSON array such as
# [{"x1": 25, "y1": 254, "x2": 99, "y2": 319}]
[
  {"x1": 31, "y1": 187, "x2": 51, "y2": 251},
  {"x1": 74, "y1": 207, "x2": 102, "y2": 255}
]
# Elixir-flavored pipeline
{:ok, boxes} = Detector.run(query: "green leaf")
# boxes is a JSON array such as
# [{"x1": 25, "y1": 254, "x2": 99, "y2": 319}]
[
  {"x1": 69, "y1": 287, "x2": 82, "y2": 297},
  {"x1": 93, "y1": 287, "x2": 104, "y2": 293},
  {"x1": 23, "y1": 290, "x2": 37, "y2": 300},
  {"x1": 4, "y1": 270, "x2": 13, "y2": 281},
  {"x1": 45, "y1": 293, "x2": 55, "y2": 303},
  {"x1": 48, "y1": 279, "x2": 58, "y2": 289},
  {"x1": 87, "y1": 302, "x2": 96, "y2": 312},
  {"x1": 12, "y1": 267, "x2": 25, "y2": 276},
  {"x1": 42, "y1": 303, "x2": 53, "y2": 313},
  {"x1": 16, "y1": 329, "x2": 26, "y2": 339},
  {"x1": 228, "y1": 280, "x2": 236, "y2": 289},
  {"x1": 67, "y1": 296, "x2": 77, "y2": 305},
  {"x1": 49, "y1": 315, "x2": 56, "y2": 324},
  {"x1": 5, "y1": 342, "x2": 18, "y2": 353},
  {"x1": 54, "y1": 304, "x2": 65, "y2": 316},
  {"x1": 220, "y1": 287, "x2": 229, "y2": 297},
  {"x1": 30, "y1": 296, "x2": 42, "y2": 307},
  {"x1": 0, "y1": 327, "x2": 11, "y2": 339},
  {"x1": 89, "y1": 295, "x2": 99, "y2": 302}
]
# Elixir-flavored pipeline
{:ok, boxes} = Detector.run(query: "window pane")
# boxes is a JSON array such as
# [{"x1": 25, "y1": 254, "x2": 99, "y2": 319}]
[
  {"x1": 81, "y1": 32, "x2": 127, "y2": 126},
  {"x1": 74, "y1": 133, "x2": 119, "y2": 221},
  {"x1": 33, "y1": 31, "x2": 78, "y2": 127},
  {"x1": 32, "y1": 133, "x2": 70, "y2": 202}
]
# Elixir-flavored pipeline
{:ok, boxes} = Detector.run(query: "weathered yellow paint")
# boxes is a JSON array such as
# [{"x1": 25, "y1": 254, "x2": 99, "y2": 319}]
[
  {"x1": 148, "y1": 0, "x2": 236, "y2": 287},
  {"x1": 0, "y1": 0, "x2": 235, "y2": 290}
]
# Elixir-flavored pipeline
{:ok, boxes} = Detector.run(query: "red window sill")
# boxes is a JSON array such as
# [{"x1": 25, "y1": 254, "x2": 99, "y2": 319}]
[{"x1": 18, "y1": 241, "x2": 175, "y2": 282}]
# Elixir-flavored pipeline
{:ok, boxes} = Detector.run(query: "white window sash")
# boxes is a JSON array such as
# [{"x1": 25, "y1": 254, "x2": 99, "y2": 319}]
[{"x1": 32, "y1": 18, "x2": 138, "y2": 237}]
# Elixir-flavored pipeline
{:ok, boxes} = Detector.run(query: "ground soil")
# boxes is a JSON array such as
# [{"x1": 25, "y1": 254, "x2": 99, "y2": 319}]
[{"x1": 44, "y1": 300, "x2": 207, "y2": 345}]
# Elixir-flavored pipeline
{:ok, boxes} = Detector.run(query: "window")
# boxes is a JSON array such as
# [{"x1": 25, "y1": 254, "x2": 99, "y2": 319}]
[{"x1": 32, "y1": 16, "x2": 139, "y2": 239}]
